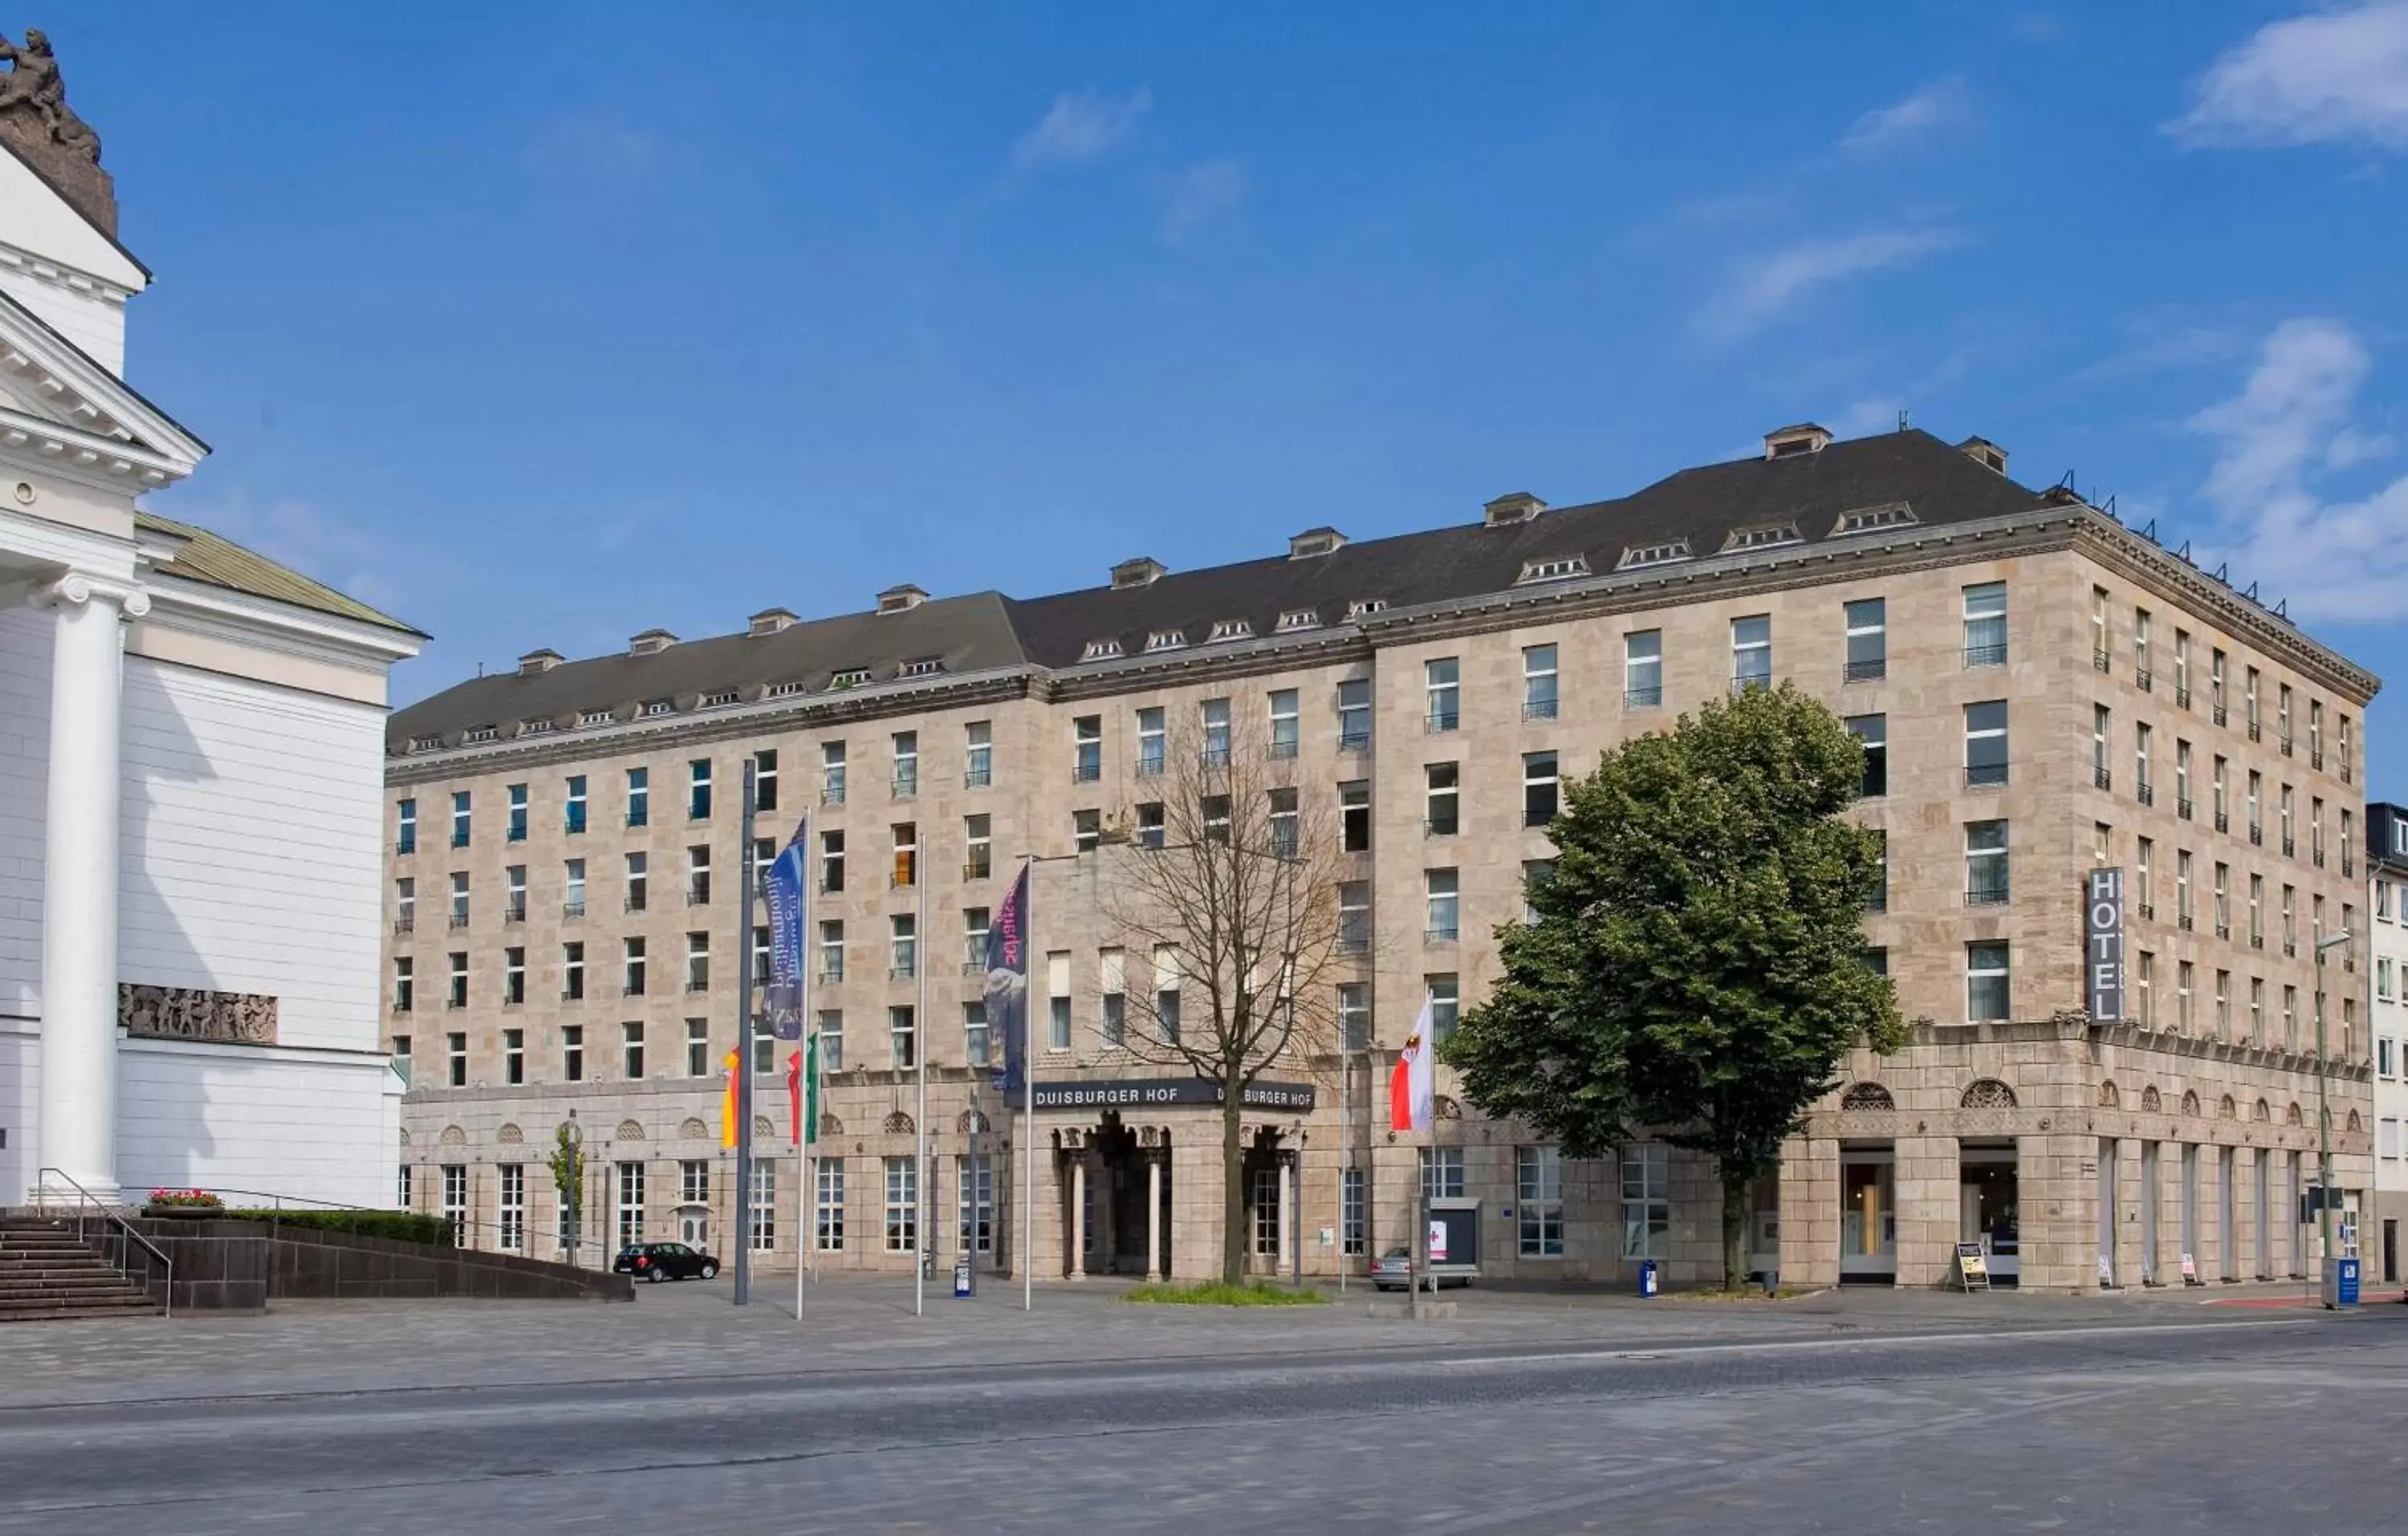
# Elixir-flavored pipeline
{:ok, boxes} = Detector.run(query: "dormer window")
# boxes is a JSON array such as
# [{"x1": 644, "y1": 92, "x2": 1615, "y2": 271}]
[
  {"x1": 1207, "y1": 619, "x2": 1254, "y2": 642},
  {"x1": 1762, "y1": 423, "x2": 1832, "y2": 459},
  {"x1": 1344, "y1": 599, "x2": 1388, "y2": 619},
  {"x1": 828, "y1": 668, "x2": 871, "y2": 690},
  {"x1": 899, "y1": 657, "x2": 945, "y2": 678},
  {"x1": 1080, "y1": 638, "x2": 1125, "y2": 662},
  {"x1": 1145, "y1": 629, "x2": 1186, "y2": 652},
  {"x1": 577, "y1": 709, "x2": 614, "y2": 728},
  {"x1": 1287, "y1": 528, "x2": 1347, "y2": 559},
  {"x1": 1723, "y1": 522, "x2": 1801, "y2": 552},
  {"x1": 699, "y1": 689, "x2": 739, "y2": 709},
  {"x1": 521, "y1": 718, "x2": 555, "y2": 736},
  {"x1": 764, "y1": 681, "x2": 805, "y2": 698},
  {"x1": 641, "y1": 699, "x2": 676, "y2": 717},
  {"x1": 1617, "y1": 540, "x2": 1692, "y2": 571},
  {"x1": 1832, "y1": 502, "x2": 1918, "y2": 535},
  {"x1": 1276, "y1": 608, "x2": 1320, "y2": 632},
  {"x1": 409, "y1": 733, "x2": 443, "y2": 753},
  {"x1": 1516, "y1": 555, "x2": 1590, "y2": 584},
  {"x1": 463, "y1": 726, "x2": 498, "y2": 745}
]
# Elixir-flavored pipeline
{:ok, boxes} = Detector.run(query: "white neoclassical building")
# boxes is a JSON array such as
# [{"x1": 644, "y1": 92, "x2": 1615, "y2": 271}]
[{"x1": 0, "y1": 67, "x2": 422, "y2": 1208}]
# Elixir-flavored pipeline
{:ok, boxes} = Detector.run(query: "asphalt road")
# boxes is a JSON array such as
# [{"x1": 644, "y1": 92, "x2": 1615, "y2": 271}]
[{"x1": 6, "y1": 1309, "x2": 2403, "y2": 1534}]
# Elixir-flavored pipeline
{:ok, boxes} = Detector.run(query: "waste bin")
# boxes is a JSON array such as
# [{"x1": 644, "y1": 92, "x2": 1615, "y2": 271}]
[{"x1": 1638, "y1": 1259, "x2": 1659, "y2": 1298}]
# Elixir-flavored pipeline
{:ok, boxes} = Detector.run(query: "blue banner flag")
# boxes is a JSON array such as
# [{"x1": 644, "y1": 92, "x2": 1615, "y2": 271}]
[
  {"x1": 986, "y1": 863, "x2": 1030, "y2": 1095},
  {"x1": 766, "y1": 819, "x2": 807, "y2": 1040}
]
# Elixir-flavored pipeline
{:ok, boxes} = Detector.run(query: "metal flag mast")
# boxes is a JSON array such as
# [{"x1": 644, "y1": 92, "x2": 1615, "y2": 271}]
[
  {"x1": 1023, "y1": 853, "x2": 1035, "y2": 1312},
  {"x1": 914, "y1": 866, "x2": 929, "y2": 1317},
  {"x1": 733, "y1": 759, "x2": 756, "y2": 1307}
]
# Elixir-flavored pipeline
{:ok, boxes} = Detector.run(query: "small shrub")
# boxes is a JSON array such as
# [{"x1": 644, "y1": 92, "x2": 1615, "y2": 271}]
[
  {"x1": 223, "y1": 1209, "x2": 458, "y2": 1246},
  {"x1": 1122, "y1": 1280, "x2": 1326, "y2": 1306}
]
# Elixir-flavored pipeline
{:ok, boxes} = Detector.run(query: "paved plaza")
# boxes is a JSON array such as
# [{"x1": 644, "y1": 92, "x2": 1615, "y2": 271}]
[{"x1": 5, "y1": 1279, "x2": 2406, "y2": 1533}]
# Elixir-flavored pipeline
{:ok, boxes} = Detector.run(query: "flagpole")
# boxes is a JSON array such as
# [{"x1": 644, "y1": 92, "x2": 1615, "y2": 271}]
[
  {"x1": 734, "y1": 759, "x2": 757, "y2": 1307},
  {"x1": 1023, "y1": 851, "x2": 1035, "y2": 1313},
  {"x1": 914, "y1": 865, "x2": 928, "y2": 1318},
  {"x1": 795, "y1": 814, "x2": 811, "y2": 1322}
]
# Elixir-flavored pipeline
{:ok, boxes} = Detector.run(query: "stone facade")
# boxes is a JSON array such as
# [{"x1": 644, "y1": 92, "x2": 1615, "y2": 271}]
[{"x1": 384, "y1": 452, "x2": 2377, "y2": 1292}]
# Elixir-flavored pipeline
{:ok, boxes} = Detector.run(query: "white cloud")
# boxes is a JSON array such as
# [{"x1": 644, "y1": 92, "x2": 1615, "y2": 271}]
[
  {"x1": 2190, "y1": 317, "x2": 2408, "y2": 622},
  {"x1": 1157, "y1": 160, "x2": 1248, "y2": 246},
  {"x1": 1703, "y1": 226, "x2": 1964, "y2": 339},
  {"x1": 1010, "y1": 87, "x2": 1153, "y2": 173},
  {"x1": 1840, "y1": 79, "x2": 1974, "y2": 152},
  {"x1": 2172, "y1": 3, "x2": 2408, "y2": 149}
]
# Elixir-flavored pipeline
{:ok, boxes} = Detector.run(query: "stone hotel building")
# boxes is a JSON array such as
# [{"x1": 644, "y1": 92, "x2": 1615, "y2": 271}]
[{"x1": 384, "y1": 423, "x2": 2377, "y2": 1291}]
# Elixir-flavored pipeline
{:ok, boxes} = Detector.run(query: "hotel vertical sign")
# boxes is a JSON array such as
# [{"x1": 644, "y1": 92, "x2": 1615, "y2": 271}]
[{"x1": 2085, "y1": 868, "x2": 2125, "y2": 1023}]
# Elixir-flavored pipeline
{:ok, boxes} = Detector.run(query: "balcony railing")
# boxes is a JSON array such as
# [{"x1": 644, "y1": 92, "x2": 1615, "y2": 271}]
[
  {"x1": 1424, "y1": 818, "x2": 1458, "y2": 838},
  {"x1": 504, "y1": 903, "x2": 527, "y2": 924},
  {"x1": 1523, "y1": 697, "x2": 1560, "y2": 721},
  {"x1": 816, "y1": 969, "x2": 844, "y2": 986},
  {"x1": 2178, "y1": 798, "x2": 2194, "y2": 820},
  {"x1": 560, "y1": 985, "x2": 584, "y2": 1002},
  {"x1": 2313, "y1": 850, "x2": 2326, "y2": 869},
  {"x1": 2249, "y1": 825, "x2": 2263, "y2": 847},
  {"x1": 685, "y1": 979, "x2": 710, "y2": 994},
  {"x1": 965, "y1": 765, "x2": 992, "y2": 789},
  {"x1": 1425, "y1": 711, "x2": 1459, "y2": 733},
  {"x1": 2279, "y1": 737, "x2": 2294, "y2": 758},
  {"x1": 2283, "y1": 837, "x2": 2296, "y2": 857},
  {"x1": 1967, "y1": 764, "x2": 2009, "y2": 789},
  {"x1": 889, "y1": 965, "x2": 917, "y2": 981},
  {"x1": 1336, "y1": 935, "x2": 1369, "y2": 957},
  {"x1": 624, "y1": 981, "x2": 645, "y2": 998},
  {"x1": 393, "y1": 916, "x2": 415, "y2": 935},
  {"x1": 1423, "y1": 926, "x2": 1459, "y2": 944},
  {"x1": 1338, "y1": 729, "x2": 1371, "y2": 754},
  {"x1": 2136, "y1": 669, "x2": 2154, "y2": 693},
  {"x1": 2178, "y1": 913, "x2": 2194, "y2": 932},
  {"x1": 820, "y1": 784, "x2": 845, "y2": 807},
  {"x1": 1967, "y1": 884, "x2": 2011, "y2": 908},
  {"x1": 447, "y1": 913, "x2": 470, "y2": 931},
  {"x1": 2138, "y1": 903, "x2": 2157, "y2": 921},
  {"x1": 624, "y1": 894, "x2": 646, "y2": 913},
  {"x1": 2093, "y1": 649, "x2": 2111, "y2": 674},
  {"x1": 892, "y1": 774, "x2": 918, "y2": 798},
  {"x1": 2175, "y1": 686, "x2": 2192, "y2": 710},
  {"x1": 2247, "y1": 721, "x2": 2262, "y2": 742},
  {"x1": 2094, "y1": 767, "x2": 2112, "y2": 791},
  {"x1": 1624, "y1": 685, "x2": 1662, "y2": 709},
  {"x1": 1845, "y1": 658, "x2": 1888, "y2": 682},
  {"x1": 687, "y1": 886, "x2": 711, "y2": 906},
  {"x1": 1072, "y1": 761, "x2": 1101, "y2": 784},
  {"x1": 2136, "y1": 783, "x2": 2154, "y2": 807},
  {"x1": 962, "y1": 860, "x2": 991, "y2": 881},
  {"x1": 2215, "y1": 812, "x2": 2229, "y2": 833},
  {"x1": 1961, "y1": 644, "x2": 2006, "y2": 669},
  {"x1": 2311, "y1": 750, "x2": 2325, "y2": 771},
  {"x1": 2216, "y1": 924, "x2": 2231, "y2": 941},
  {"x1": 2213, "y1": 705, "x2": 2227, "y2": 727},
  {"x1": 1267, "y1": 738, "x2": 1301, "y2": 760}
]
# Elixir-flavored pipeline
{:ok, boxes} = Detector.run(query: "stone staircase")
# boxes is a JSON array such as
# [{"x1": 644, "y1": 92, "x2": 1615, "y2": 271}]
[{"x1": 0, "y1": 1215, "x2": 162, "y2": 1321}]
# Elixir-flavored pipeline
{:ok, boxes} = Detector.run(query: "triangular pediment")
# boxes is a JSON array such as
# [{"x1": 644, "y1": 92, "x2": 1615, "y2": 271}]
[{"x1": 0, "y1": 285, "x2": 203, "y2": 488}]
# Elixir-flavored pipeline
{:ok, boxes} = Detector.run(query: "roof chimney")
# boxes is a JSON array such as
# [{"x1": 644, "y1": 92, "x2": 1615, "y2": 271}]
[
  {"x1": 748, "y1": 607, "x2": 798, "y2": 636},
  {"x1": 517, "y1": 648, "x2": 563, "y2": 677},
  {"x1": 1483, "y1": 493, "x2": 1546, "y2": 527},
  {"x1": 875, "y1": 583, "x2": 927, "y2": 615},
  {"x1": 1958, "y1": 437, "x2": 2008, "y2": 474},
  {"x1": 1111, "y1": 557, "x2": 1166, "y2": 590},
  {"x1": 628, "y1": 628, "x2": 677, "y2": 656},
  {"x1": 1287, "y1": 526, "x2": 1347, "y2": 559},
  {"x1": 1763, "y1": 423, "x2": 1832, "y2": 459}
]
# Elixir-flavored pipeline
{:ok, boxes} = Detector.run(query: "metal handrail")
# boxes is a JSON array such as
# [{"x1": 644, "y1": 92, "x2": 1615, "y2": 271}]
[{"x1": 36, "y1": 1166, "x2": 173, "y2": 1319}]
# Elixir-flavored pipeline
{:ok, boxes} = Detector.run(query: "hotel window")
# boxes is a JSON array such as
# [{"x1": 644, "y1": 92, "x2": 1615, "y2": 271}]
[
  {"x1": 2173, "y1": 629, "x2": 2192, "y2": 705},
  {"x1": 2137, "y1": 953, "x2": 2154, "y2": 1026},
  {"x1": 1518, "y1": 1146, "x2": 1565, "y2": 1258},
  {"x1": 1338, "y1": 982, "x2": 1369, "y2": 1050},
  {"x1": 820, "y1": 829, "x2": 844, "y2": 893},
  {"x1": 1155, "y1": 945, "x2": 1182, "y2": 1045},
  {"x1": 562, "y1": 941, "x2": 585, "y2": 1002},
  {"x1": 1202, "y1": 697, "x2": 1232, "y2": 765},
  {"x1": 1845, "y1": 597, "x2": 1887, "y2": 681},
  {"x1": 447, "y1": 952, "x2": 468, "y2": 1009},
  {"x1": 441, "y1": 1165, "x2": 468, "y2": 1241},
  {"x1": 687, "y1": 844, "x2": 711, "y2": 906},
  {"x1": 1967, "y1": 941, "x2": 2011, "y2": 1022},
  {"x1": 2283, "y1": 885, "x2": 2296, "y2": 953},
  {"x1": 685, "y1": 1018, "x2": 708, "y2": 1077},
  {"x1": 1137, "y1": 801, "x2": 1165, "y2": 849},
  {"x1": 1136, "y1": 707, "x2": 1166, "y2": 776},
  {"x1": 2246, "y1": 666, "x2": 2261, "y2": 738},
  {"x1": 817, "y1": 920, "x2": 844, "y2": 983},
  {"x1": 2176, "y1": 851, "x2": 2193, "y2": 929},
  {"x1": 1523, "y1": 751, "x2": 1559, "y2": 827},
  {"x1": 502, "y1": 1027, "x2": 523, "y2": 1084},
  {"x1": 1865, "y1": 830, "x2": 1887, "y2": 912},
  {"x1": 2250, "y1": 876, "x2": 2265, "y2": 947},
  {"x1": 1964, "y1": 701, "x2": 2009, "y2": 787},
  {"x1": 2133, "y1": 608, "x2": 2153, "y2": 688},
  {"x1": 2176, "y1": 741, "x2": 2193, "y2": 816},
  {"x1": 616, "y1": 1162, "x2": 645, "y2": 1248},
  {"x1": 1269, "y1": 689, "x2": 1300, "y2": 757},
  {"x1": 1338, "y1": 881, "x2": 1371, "y2": 956},
  {"x1": 2134, "y1": 722, "x2": 2153, "y2": 804},
  {"x1": 623, "y1": 1021, "x2": 645, "y2": 1079},
  {"x1": 1252, "y1": 1167, "x2": 1282, "y2": 1257},
  {"x1": 1425, "y1": 658, "x2": 1460, "y2": 731},
  {"x1": 959, "y1": 1153, "x2": 995, "y2": 1257},
  {"x1": 1621, "y1": 1144, "x2": 1670, "y2": 1260},
  {"x1": 889, "y1": 1004, "x2": 917, "y2": 1069},
  {"x1": 1047, "y1": 951, "x2": 1072, "y2": 1049},
  {"x1": 2278, "y1": 684, "x2": 2293, "y2": 751},
  {"x1": 963, "y1": 998, "x2": 992, "y2": 1067},
  {"x1": 563, "y1": 775, "x2": 587, "y2": 835},
  {"x1": 445, "y1": 1030, "x2": 467, "y2": 1087},
  {"x1": 819, "y1": 1009, "x2": 844, "y2": 1071},
  {"x1": 503, "y1": 947, "x2": 526, "y2": 1006},
  {"x1": 2177, "y1": 961, "x2": 2195, "y2": 1031},
  {"x1": 2340, "y1": 714, "x2": 2354, "y2": 782},
  {"x1": 1847, "y1": 714, "x2": 1886, "y2": 798},
  {"x1": 2280, "y1": 785, "x2": 2296, "y2": 854},
  {"x1": 1426, "y1": 868, "x2": 1459, "y2": 942},
  {"x1": 449, "y1": 871, "x2": 470, "y2": 928},
  {"x1": 1523, "y1": 644, "x2": 1560, "y2": 718},
  {"x1": 685, "y1": 932, "x2": 710, "y2": 992},
  {"x1": 1730, "y1": 615, "x2": 1771, "y2": 692},
  {"x1": 1341, "y1": 1168, "x2": 1367, "y2": 1256},
  {"x1": 751, "y1": 749, "x2": 778, "y2": 812},
  {"x1": 2213, "y1": 756, "x2": 2229, "y2": 829},
  {"x1": 2214, "y1": 862, "x2": 2231, "y2": 937},
  {"x1": 965, "y1": 721, "x2": 992, "y2": 788},
  {"x1": 498, "y1": 1164, "x2": 525, "y2": 1252},
  {"x1": 822, "y1": 742, "x2": 847, "y2": 805},
  {"x1": 1422, "y1": 762, "x2": 1459, "y2": 837},
  {"x1": 2247, "y1": 771, "x2": 2262, "y2": 840},
  {"x1": 623, "y1": 937, "x2": 646, "y2": 996},
  {"x1": 1341, "y1": 781, "x2": 1371, "y2": 853},
  {"x1": 1624, "y1": 630, "x2": 1663, "y2": 708},
  {"x1": 626, "y1": 767, "x2": 649, "y2": 827},
  {"x1": 2135, "y1": 838, "x2": 2154, "y2": 916},
  {"x1": 890, "y1": 914, "x2": 917, "y2": 980},
  {"x1": 1098, "y1": 947, "x2": 1125, "y2": 1048},
  {"x1": 1268, "y1": 788, "x2": 1299, "y2": 858},
  {"x1": 506, "y1": 783, "x2": 528, "y2": 843},
  {"x1": 563, "y1": 1023, "x2": 584, "y2": 1082},
  {"x1": 891, "y1": 731, "x2": 918, "y2": 797},
  {"x1": 1072, "y1": 716, "x2": 1102, "y2": 782},
  {"x1": 2382, "y1": 1034, "x2": 2397, "y2": 1074},
  {"x1": 689, "y1": 758, "x2": 713, "y2": 819},
  {"x1": 2382, "y1": 960, "x2": 2397, "y2": 1003},
  {"x1": 1074, "y1": 808, "x2": 1102, "y2": 854},
  {"x1": 2312, "y1": 797, "x2": 2326, "y2": 866},
  {"x1": 2284, "y1": 985, "x2": 2298, "y2": 1050},
  {"x1": 963, "y1": 814, "x2": 992, "y2": 880},
  {"x1": 2090, "y1": 586, "x2": 2109, "y2": 668},
  {"x1": 816, "y1": 1159, "x2": 845, "y2": 1252},
  {"x1": 1966, "y1": 820, "x2": 2009, "y2": 905},
  {"x1": 2211, "y1": 649, "x2": 2227, "y2": 721},
  {"x1": 884, "y1": 1156, "x2": 918, "y2": 1254},
  {"x1": 2386, "y1": 1120, "x2": 2402, "y2": 1160},
  {"x1": 397, "y1": 798, "x2": 417, "y2": 854},
  {"x1": 1427, "y1": 973, "x2": 1460, "y2": 1042},
  {"x1": 892, "y1": 823, "x2": 917, "y2": 888},
  {"x1": 2215, "y1": 971, "x2": 2231, "y2": 1038},
  {"x1": 393, "y1": 957, "x2": 415, "y2": 1013},
  {"x1": 1337, "y1": 679, "x2": 1373, "y2": 752},
  {"x1": 1523, "y1": 859, "x2": 1555, "y2": 925},
  {"x1": 397, "y1": 1163, "x2": 413, "y2": 1210},
  {"x1": 679, "y1": 1160, "x2": 709, "y2": 1210},
  {"x1": 2093, "y1": 705, "x2": 2112, "y2": 789},
  {"x1": 505, "y1": 866, "x2": 527, "y2": 924},
  {"x1": 1421, "y1": 1146, "x2": 1466, "y2": 1201},
  {"x1": 749, "y1": 1164, "x2": 776, "y2": 1253},
  {"x1": 1206, "y1": 795, "x2": 1237, "y2": 845}
]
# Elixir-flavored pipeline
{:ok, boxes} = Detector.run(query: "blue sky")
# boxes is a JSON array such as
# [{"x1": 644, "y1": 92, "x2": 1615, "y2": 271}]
[{"x1": 55, "y1": 2, "x2": 2408, "y2": 795}]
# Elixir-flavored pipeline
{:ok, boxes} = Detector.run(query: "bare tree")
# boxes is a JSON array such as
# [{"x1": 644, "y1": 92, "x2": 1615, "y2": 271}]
[{"x1": 1098, "y1": 716, "x2": 1348, "y2": 1286}]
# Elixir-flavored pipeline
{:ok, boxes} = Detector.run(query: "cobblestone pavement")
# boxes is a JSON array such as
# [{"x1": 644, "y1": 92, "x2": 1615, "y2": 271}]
[{"x1": 5, "y1": 1280, "x2": 2403, "y2": 1534}]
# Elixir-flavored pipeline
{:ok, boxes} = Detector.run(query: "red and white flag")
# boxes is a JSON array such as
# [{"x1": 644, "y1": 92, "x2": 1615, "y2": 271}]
[{"x1": 1389, "y1": 996, "x2": 1436, "y2": 1133}]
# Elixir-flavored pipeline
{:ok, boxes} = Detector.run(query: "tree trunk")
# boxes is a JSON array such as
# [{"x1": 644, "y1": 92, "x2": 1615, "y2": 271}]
[
  {"x1": 1221, "y1": 1091, "x2": 1245, "y2": 1286},
  {"x1": 1721, "y1": 1165, "x2": 1750, "y2": 1293}
]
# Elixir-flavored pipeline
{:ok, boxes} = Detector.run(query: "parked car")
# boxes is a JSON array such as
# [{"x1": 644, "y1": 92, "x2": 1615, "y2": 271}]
[
  {"x1": 614, "y1": 1241, "x2": 720, "y2": 1282},
  {"x1": 1369, "y1": 1245, "x2": 1473, "y2": 1291}
]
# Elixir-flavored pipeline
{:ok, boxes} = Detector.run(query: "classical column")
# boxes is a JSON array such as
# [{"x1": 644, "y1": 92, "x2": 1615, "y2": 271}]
[
  {"x1": 1145, "y1": 1151, "x2": 1163, "y2": 1282},
  {"x1": 35, "y1": 572, "x2": 144, "y2": 1207},
  {"x1": 1070, "y1": 1153, "x2": 1088, "y2": 1279},
  {"x1": 1278, "y1": 1154, "x2": 1295, "y2": 1277}
]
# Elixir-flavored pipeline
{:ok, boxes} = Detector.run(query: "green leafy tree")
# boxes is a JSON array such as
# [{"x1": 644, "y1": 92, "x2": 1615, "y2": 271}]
[
  {"x1": 546, "y1": 1123, "x2": 587, "y2": 1259},
  {"x1": 1446, "y1": 684, "x2": 1904, "y2": 1290}
]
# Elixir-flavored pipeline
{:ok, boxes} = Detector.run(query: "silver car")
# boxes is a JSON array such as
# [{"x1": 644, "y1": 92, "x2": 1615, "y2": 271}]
[{"x1": 1369, "y1": 1245, "x2": 1470, "y2": 1291}]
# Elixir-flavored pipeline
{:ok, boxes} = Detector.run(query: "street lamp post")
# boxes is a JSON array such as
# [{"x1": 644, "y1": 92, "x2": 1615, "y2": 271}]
[{"x1": 2316, "y1": 929, "x2": 2353, "y2": 1306}]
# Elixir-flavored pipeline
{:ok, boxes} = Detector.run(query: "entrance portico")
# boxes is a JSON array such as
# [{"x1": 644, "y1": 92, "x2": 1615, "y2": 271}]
[{"x1": 1057, "y1": 1113, "x2": 1171, "y2": 1278}]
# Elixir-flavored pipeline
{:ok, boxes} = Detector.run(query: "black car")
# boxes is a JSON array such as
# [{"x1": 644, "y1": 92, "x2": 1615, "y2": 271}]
[{"x1": 613, "y1": 1241, "x2": 720, "y2": 1282}]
